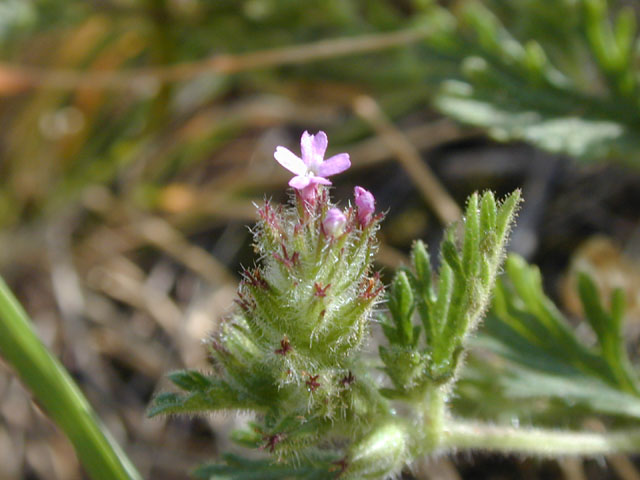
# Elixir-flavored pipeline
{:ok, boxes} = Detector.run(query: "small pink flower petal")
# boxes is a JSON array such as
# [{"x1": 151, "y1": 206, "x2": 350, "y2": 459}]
[
  {"x1": 312, "y1": 131, "x2": 328, "y2": 159},
  {"x1": 275, "y1": 130, "x2": 349, "y2": 189},
  {"x1": 300, "y1": 131, "x2": 315, "y2": 165},
  {"x1": 289, "y1": 175, "x2": 313, "y2": 189},
  {"x1": 299, "y1": 184, "x2": 316, "y2": 202},
  {"x1": 274, "y1": 147, "x2": 307, "y2": 175},
  {"x1": 318, "y1": 153, "x2": 350, "y2": 177},
  {"x1": 310, "y1": 176, "x2": 332, "y2": 186}
]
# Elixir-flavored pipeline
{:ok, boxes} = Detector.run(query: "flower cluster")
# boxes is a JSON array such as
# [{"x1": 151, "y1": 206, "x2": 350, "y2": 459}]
[
  {"x1": 150, "y1": 130, "x2": 524, "y2": 480},
  {"x1": 275, "y1": 130, "x2": 376, "y2": 226},
  {"x1": 195, "y1": 131, "x2": 387, "y2": 473}
]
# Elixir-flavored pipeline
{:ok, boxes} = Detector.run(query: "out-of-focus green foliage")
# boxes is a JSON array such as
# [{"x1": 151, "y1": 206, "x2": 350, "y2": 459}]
[
  {"x1": 2, "y1": 0, "x2": 640, "y2": 234},
  {"x1": 424, "y1": 0, "x2": 640, "y2": 164},
  {"x1": 458, "y1": 254, "x2": 640, "y2": 425}
]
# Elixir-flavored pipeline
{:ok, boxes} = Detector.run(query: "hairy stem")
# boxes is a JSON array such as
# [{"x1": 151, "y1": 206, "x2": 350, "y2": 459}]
[
  {"x1": 424, "y1": 387, "x2": 446, "y2": 448},
  {"x1": 408, "y1": 386, "x2": 447, "y2": 458},
  {"x1": 444, "y1": 420, "x2": 640, "y2": 456}
]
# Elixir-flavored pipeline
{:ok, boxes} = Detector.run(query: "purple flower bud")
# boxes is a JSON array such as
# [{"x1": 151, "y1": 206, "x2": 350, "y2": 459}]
[
  {"x1": 323, "y1": 207, "x2": 347, "y2": 236},
  {"x1": 354, "y1": 186, "x2": 375, "y2": 227}
]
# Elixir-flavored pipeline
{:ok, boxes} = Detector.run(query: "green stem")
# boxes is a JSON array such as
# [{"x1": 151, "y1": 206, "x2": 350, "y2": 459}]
[
  {"x1": 409, "y1": 385, "x2": 447, "y2": 457},
  {"x1": 444, "y1": 420, "x2": 640, "y2": 456},
  {"x1": 0, "y1": 277, "x2": 142, "y2": 480},
  {"x1": 425, "y1": 387, "x2": 446, "y2": 447}
]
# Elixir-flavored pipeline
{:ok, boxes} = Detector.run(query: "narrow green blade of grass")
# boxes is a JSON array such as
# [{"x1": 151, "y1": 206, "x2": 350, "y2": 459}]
[{"x1": 0, "y1": 277, "x2": 142, "y2": 480}]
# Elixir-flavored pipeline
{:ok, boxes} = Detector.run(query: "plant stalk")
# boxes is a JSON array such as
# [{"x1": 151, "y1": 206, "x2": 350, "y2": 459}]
[
  {"x1": 425, "y1": 387, "x2": 446, "y2": 448},
  {"x1": 444, "y1": 420, "x2": 640, "y2": 456},
  {"x1": 0, "y1": 277, "x2": 142, "y2": 480}
]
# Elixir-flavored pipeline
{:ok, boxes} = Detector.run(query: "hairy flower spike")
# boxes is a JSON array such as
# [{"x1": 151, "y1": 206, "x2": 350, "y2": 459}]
[
  {"x1": 258, "y1": 202, "x2": 286, "y2": 241},
  {"x1": 151, "y1": 130, "x2": 390, "y2": 471},
  {"x1": 234, "y1": 291, "x2": 255, "y2": 313}
]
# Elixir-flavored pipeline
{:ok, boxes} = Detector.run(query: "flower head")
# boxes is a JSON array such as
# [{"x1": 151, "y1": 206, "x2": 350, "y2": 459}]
[
  {"x1": 274, "y1": 131, "x2": 351, "y2": 191},
  {"x1": 354, "y1": 186, "x2": 375, "y2": 227},
  {"x1": 323, "y1": 208, "x2": 347, "y2": 236}
]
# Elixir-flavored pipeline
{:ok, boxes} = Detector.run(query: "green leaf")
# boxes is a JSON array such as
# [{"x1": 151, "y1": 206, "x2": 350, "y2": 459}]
[
  {"x1": 431, "y1": 263, "x2": 453, "y2": 338},
  {"x1": 412, "y1": 240, "x2": 433, "y2": 292},
  {"x1": 380, "y1": 321, "x2": 399, "y2": 345},
  {"x1": 495, "y1": 190, "x2": 521, "y2": 244},
  {"x1": 147, "y1": 392, "x2": 205, "y2": 418},
  {"x1": 436, "y1": 91, "x2": 640, "y2": 162},
  {"x1": 462, "y1": 193, "x2": 480, "y2": 277},
  {"x1": 379, "y1": 387, "x2": 404, "y2": 400},
  {"x1": 610, "y1": 288, "x2": 626, "y2": 331},
  {"x1": 379, "y1": 344, "x2": 427, "y2": 394},
  {"x1": 230, "y1": 427, "x2": 262, "y2": 449},
  {"x1": 479, "y1": 191, "x2": 497, "y2": 235},
  {"x1": 410, "y1": 241, "x2": 436, "y2": 344},
  {"x1": 148, "y1": 376, "x2": 266, "y2": 417},
  {"x1": 442, "y1": 239, "x2": 464, "y2": 280},
  {"x1": 614, "y1": 8, "x2": 636, "y2": 60},
  {"x1": 461, "y1": 338, "x2": 640, "y2": 422},
  {"x1": 477, "y1": 254, "x2": 640, "y2": 416},
  {"x1": 577, "y1": 273, "x2": 610, "y2": 343},
  {"x1": 381, "y1": 190, "x2": 520, "y2": 389},
  {"x1": 387, "y1": 271, "x2": 416, "y2": 346},
  {"x1": 0, "y1": 277, "x2": 142, "y2": 480},
  {"x1": 577, "y1": 272, "x2": 639, "y2": 395},
  {"x1": 168, "y1": 370, "x2": 213, "y2": 392}
]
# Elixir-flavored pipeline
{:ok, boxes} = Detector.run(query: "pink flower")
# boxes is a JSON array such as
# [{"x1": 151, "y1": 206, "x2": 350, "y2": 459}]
[
  {"x1": 274, "y1": 131, "x2": 351, "y2": 190},
  {"x1": 354, "y1": 186, "x2": 375, "y2": 227},
  {"x1": 323, "y1": 208, "x2": 347, "y2": 236}
]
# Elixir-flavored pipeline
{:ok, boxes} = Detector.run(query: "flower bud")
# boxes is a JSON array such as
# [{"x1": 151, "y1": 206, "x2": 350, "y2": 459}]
[
  {"x1": 323, "y1": 207, "x2": 347, "y2": 236},
  {"x1": 354, "y1": 186, "x2": 375, "y2": 227}
]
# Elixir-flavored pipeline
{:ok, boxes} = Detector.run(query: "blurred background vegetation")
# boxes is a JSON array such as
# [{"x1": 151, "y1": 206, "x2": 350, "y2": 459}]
[{"x1": 1, "y1": 0, "x2": 640, "y2": 478}]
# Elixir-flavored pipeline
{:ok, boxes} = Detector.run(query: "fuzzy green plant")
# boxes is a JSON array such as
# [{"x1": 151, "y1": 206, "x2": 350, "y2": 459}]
[{"x1": 150, "y1": 131, "x2": 640, "y2": 479}]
